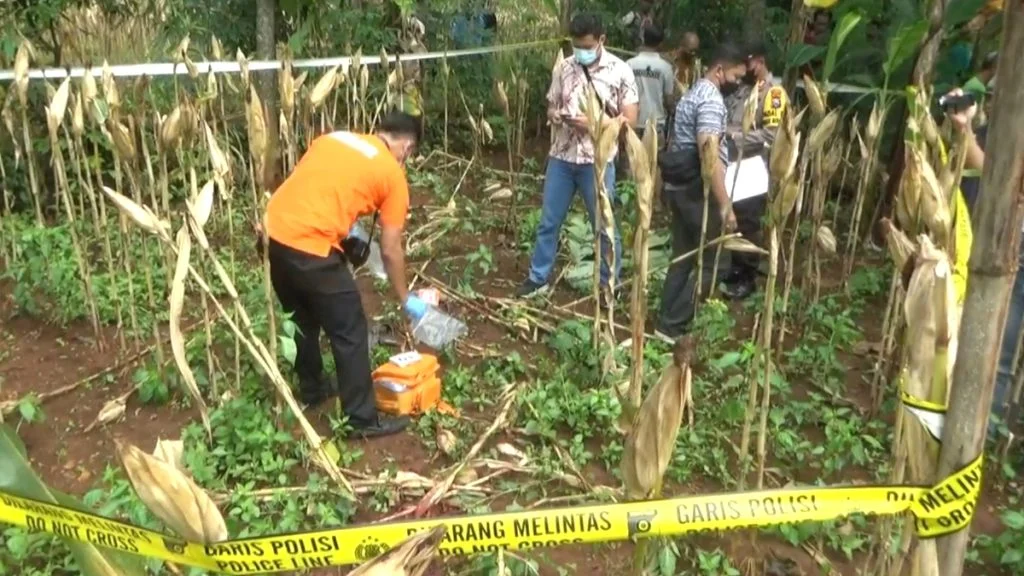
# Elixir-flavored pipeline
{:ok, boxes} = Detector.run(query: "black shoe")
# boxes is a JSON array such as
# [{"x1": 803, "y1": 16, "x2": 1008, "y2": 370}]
[
  {"x1": 298, "y1": 375, "x2": 336, "y2": 408},
  {"x1": 516, "y1": 279, "x2": 548, "y2": 298},
  {"x1": 346, "y1": 414, "x2": 411, "y2": 439},
  {"x1": 720, "y1": 279, "x2": 756, "y2": 301}
]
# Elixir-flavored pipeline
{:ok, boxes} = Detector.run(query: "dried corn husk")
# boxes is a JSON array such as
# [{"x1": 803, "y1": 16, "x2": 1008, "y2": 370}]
[
  {"x1": 742, "y1": 86, "x2": 759, "y2": 134},
  {"x1": 101, "y1": 186, "x2": 169, "y2": 238},
  {"x1": 699, "y1": 134, "x2": 720, "y2": 181},
  {"x1": 71, "y1": 93, "x2": 84, "y2": 136},
  {"x1": 495, "y1": 443, "x2": 528, "y2": 464},
  {"x1": 247, "y1": 86, "x2": 267, "y2": 166},
  {"x1": 816, "y1": 226, "x2": 837, "y2": 254},
  {"x1": 348, "y1": 525, "x2": 445, "y2": 576},
  {"x1": 435, "y1": 427, "x2": 457, "y2": 457},
  {"x1": 211, "y1": 36, "x2": 224, "y2": 61},
  {"x1": 107, "y1": 120, "x2": 136, "y2": 161},
  {"x1": 237, "y1": 49, "x2": 250, "y2": 88},
  {"x1": 115, "y1": 439, "x2": 226, "y2": 543},
  {"x1": 479, "y1": 119, "x2": 494, "y2": 143},
  {"x1": 866, "y1": 101, "x2": 881, "y2": 145},
  {"x1": 622, "y1": 342, "x2": 692, "y2": 498},
  {"x1": 769, "y1": 108, "x2": 803, "y2": 184},
  {"x1": 81, "y1": 68, "x2": 98, "y2": 104},
  {"x1": 280, "y1": 57, "x2": 295, "y2": 118},
  {"x1": 94, "y1": 398, "x2": 126, "y2": 427},
  {"x1": 803, "y1": 74, "x2": 826, "y2": 119},
  {"x1": 770, "y1": 177, "x2": 802, "y2": 227},
  {"x1": 495, "y1": 81, "x2": 510, "y2": 115},
  {"x1": 102, "y1": 61, "x2": 120, "y2": 110},
  {"x1": 310, "y1": 66, "x2": 339, "y2": 109},
  {"x1": 160, "y1": 106, "x2": 184, "y2": 150},
  {"x1": 14, "y1": 40, "x2": 33, "y2": 105},
  {"x1": 806, "y1": 108, "x2": 840, "y2": 155},
  {"x1": 882, "y1": 219, "x2": 916, "y2": 269},
  {"x1": 153, "y1": 438, "x2": 185, "y2": 471},
  {"x1": 46, "y1": 77, "x2": 71, "y2": 135}
]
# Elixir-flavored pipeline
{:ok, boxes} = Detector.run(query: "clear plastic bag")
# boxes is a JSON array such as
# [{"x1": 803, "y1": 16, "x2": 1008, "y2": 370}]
[
  {"x1": 366, "y1": 241, "x2": 387, "y2": 279},
  {"x1": 412, "y1": 306, "x2": 467, "y2": 349}
]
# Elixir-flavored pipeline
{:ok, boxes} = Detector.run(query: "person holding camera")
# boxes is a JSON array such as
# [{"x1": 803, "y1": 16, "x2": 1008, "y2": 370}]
[
  {"x1": 945, "y1": 84, "x2": 1020, "y2": 436},
  {"x1": 264, "y1": 112, "x2": 426, "y2": 438}
]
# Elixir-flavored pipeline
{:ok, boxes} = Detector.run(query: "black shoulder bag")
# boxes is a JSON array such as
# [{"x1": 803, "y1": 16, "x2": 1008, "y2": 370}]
[{"x1": 341, "y1": 211, "x2": 379, "y2": 269}]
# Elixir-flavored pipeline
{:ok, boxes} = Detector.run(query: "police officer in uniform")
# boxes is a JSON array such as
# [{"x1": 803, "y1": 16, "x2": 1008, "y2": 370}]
[{"x1": 720, "y1": 41, "x2": 788, "y2": 300}]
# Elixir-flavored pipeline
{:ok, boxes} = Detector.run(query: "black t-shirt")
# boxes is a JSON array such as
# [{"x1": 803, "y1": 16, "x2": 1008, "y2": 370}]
[{"x1": 960, "y1": 124, "x2": 988, "y2": 216}]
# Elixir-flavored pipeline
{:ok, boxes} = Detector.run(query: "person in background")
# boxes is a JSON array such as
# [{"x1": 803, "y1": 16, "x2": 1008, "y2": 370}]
[
  {"x1": 674, "y1": 31, "x2": 701, "y2": 89},
  {"x1": 656, "y1": 42, "x2": 747, "y2": 340},
  {"x1": 944, "y1": 86, "x2": 1019, "y2": 439},
  {"x1": 627, "y1": 24, "x2": 676, "y2": 141},
  {"x1": 719, "y1": 41, "x2": 788, "y2": 300},
  {"x1": 516, "y1": 13, "x2": 639, "y2": 305},
  {"x1": 963, "y1": 51, "x2": 998, "y2": 104},
  {"x1": 801, "y1": 10, "x2": 832, "y2": 77},
  {"x1": 621, "y1": 0, "x2": 655, "y2": 46},
  {"x1": 955, "y1": 79, "x2": 994, "y2": 214},
  {"x1": 265, "y1": 112, "x2": 427, "y2": 438}
]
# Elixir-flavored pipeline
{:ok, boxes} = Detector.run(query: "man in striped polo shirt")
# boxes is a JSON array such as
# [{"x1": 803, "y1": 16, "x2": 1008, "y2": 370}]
[{"x1": 656, "y1": 42, "x2": 747, "y2": 340}]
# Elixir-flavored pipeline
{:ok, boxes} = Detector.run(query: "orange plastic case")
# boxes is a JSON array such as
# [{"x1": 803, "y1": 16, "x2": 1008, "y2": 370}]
[{"x1": 372, "y1": 351, "x2": 443, "y2": 416}]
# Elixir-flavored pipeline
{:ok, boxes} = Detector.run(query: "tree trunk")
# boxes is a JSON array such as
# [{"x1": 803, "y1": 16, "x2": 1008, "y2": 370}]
[
  {"x1": 912, "y1": 0, "x2": 950, "y2": 86},
  {"x1": 782, "y1": 0, "x2": 806, "y2": 97},
  {"x1": 935, "y1": 4, "x2": 1024, "y2": 575},
  {"x1": 256, "y1": 0, "x2": 282, "y2": 191},
  {"x1": 560, "y1": 0, "x2": 573, "y2": 57},
  {"x1": 744, "y1": 0, "x2": 766, "y2": 46}
]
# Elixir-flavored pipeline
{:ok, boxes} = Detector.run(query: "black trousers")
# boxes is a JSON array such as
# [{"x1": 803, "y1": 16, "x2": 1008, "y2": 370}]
[
  {"x1": 657, "y1": 186, "x2": 729, "y2": 336},
  {"x1": 267, "y1": 239, "x2": 377, "y2": 425},
  {"x1": 728, "y1": 195, "x2": 767, "y2": 282}
]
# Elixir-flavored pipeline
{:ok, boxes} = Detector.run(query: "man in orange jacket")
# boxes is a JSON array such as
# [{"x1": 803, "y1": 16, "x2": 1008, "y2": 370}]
[{"x1": 265, "y1": 112, "x2": 426, "y2": 438}]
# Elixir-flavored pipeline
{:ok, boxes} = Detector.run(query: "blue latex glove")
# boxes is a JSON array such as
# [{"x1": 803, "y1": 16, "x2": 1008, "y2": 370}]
[{"x1": 404, "y1": 294, "x2": 428, "y2": 321}]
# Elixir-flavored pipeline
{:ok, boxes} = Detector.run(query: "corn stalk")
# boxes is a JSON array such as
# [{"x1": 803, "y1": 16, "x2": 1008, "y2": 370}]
[
  {"x1": 739, "y1": 107, "x2": 802, "y2": 490},
  {"x1": 14, "y1": 41, "x2": 43, "y2": 225}
]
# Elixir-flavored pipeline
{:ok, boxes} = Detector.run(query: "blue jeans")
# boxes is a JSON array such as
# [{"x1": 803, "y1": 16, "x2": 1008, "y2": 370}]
[
  {"x1": 527, "y1": 157, "x2": 623, "y2": 287},
  {"x1": 992, "y1": 241, "x2": 1024, "y2": 429}
]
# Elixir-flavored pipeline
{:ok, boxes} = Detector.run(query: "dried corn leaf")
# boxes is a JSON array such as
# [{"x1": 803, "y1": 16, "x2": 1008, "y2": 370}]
[
  {"x1": 102, "y1": 61, "x2": 120, "y2": 110},
  {"x1": 867, "y1": 101, "x2": 882, "y2": 144},
  {"x1": 203, "y1": 122, "x2": 230, "y2": 183},
  {"x1": 495, "y1": 81, "x2": 510, "y2": 115},
  {"x1": 168, "y1": 227, "x2": 212, "y2": 437},
  {"x1": 160, "y1": 106, "x2": 183, "y2": 150},
  {"x1": 101, "y1": 186, "x2": 169, "y2": 237},
  {"x1": 882, "y1": 219, "x2": 916, "y2": 269},
  {"x1": 14, "y1": 41, "x2": 33, "y2": 104},
  {"x1": 724, "y1": 237, "x2": 769, "y2": 255},
  {"x1": 348, "y1": 525, "x2": 445, "y2": 576},
  {"x1": 189, "y1": 179, "x2": 216, "y2": 229},
  {"x1": 115, "y1": 439, "x2": 225, "y2": 543}
]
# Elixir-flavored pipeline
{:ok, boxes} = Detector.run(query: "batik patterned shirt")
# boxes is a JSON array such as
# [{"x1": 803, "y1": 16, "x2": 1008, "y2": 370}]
[{"x1": 547, "y1": 51, "x2": 639, "y2": 164}]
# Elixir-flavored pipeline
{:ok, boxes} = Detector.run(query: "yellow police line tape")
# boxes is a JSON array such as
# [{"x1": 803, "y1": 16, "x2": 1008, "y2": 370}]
[
  {"x1": 0, "y1": 37, "x2": 566, "y2": 82},
  {"x1": 0, "y1": 453, "x2": 982, "y2": 574}
]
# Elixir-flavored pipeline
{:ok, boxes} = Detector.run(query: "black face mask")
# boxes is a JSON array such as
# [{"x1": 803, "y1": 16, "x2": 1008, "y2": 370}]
[{"x1": 720, "y1": 79, "x2": 740, "y2": 97}]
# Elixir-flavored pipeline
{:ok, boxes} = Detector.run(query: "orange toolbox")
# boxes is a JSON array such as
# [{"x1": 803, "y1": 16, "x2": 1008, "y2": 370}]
[{"x1": 372, "y1": 351, "x2": 455, "y2": 416}]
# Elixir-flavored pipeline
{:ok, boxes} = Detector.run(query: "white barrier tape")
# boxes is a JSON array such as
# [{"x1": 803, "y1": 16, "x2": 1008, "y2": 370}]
[
  {"x1": 604, "y1": 46, "x2": 877, "y2": 95},
  {"x1": 0, "y1": 38, "x2": 562, "y2": 82}
]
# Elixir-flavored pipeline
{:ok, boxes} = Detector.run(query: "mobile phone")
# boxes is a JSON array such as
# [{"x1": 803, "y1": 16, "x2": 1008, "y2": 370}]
[{"x1": 938, "y1": 93, "x2": 976, "y2": 112}]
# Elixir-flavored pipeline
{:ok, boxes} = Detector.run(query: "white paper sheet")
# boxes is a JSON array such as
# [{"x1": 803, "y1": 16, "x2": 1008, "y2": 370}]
[{"x1": 725, "y1": 157, "x2": 770, "y2": 203}]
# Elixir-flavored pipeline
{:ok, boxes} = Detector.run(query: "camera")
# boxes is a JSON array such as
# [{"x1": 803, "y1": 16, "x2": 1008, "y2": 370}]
[{"x1": 939, "y1": 93, "x2": 976, "y2": 112}]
